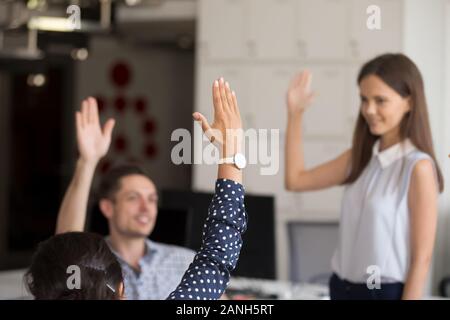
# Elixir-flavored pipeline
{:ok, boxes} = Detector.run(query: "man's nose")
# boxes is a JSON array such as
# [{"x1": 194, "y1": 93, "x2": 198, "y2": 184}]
[{"x1": 139, "y1": 198, "x2": 150, "y2": 211}]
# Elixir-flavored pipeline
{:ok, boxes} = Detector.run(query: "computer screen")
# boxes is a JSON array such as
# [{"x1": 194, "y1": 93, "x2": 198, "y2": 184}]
[
  {"x1": 149, "y1": 207, "x2": 193, "y2": 246},
  {"x1": 159, "y1": 189, "x2": 276, "y2": 280}
]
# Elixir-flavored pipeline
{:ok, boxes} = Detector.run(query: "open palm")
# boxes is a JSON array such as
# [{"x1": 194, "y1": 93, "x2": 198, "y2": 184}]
[
  {"x1": 286, "y1": 70, "x2": 315, "y2": 115},
  {"x1": 75, "y1": 97, "x2": 115, "y2": 163},
  {"x1": 193, "y1": 78, "x2": 242, "y2": 156}
]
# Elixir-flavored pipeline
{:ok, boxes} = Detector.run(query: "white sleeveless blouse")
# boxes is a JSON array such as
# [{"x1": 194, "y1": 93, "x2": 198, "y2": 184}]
[{"x1": 331, "y1": 138, "x2": 436, "y2": 283}]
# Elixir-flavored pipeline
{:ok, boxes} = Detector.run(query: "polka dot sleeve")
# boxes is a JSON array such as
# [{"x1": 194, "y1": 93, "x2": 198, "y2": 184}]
[{"x1": 167, "y1": 179, "x2": 247, "y2": 300}]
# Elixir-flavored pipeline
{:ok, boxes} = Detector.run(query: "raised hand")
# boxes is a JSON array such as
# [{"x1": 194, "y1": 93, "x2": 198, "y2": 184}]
[
  {"x1": 193, "y1": 77, "x2": 242, "y2": 157},
  {"x1": 75, "y1": 97, "x2": 115, "y2": 164},
  {"x1": 286, "y1": 70, "x2": 315, "y2": 116}
]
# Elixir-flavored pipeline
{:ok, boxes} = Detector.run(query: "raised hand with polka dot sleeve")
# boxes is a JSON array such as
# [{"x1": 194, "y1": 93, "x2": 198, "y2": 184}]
[{"x1": 167, "y1": 178, "x2": 246, "y2": 300}]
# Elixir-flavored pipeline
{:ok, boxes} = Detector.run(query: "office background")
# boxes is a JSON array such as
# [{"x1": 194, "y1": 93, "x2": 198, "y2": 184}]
[{"x1": 0, "y1": 0, "x2": 449, "y2": 298}]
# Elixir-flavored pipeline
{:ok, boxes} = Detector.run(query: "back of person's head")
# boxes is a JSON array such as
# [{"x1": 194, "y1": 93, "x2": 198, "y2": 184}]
[
  {"x1": 98, "y1": 163, "x2": 150, "y2": 200},
  {"x1": 25, "y1": 232, "x2": 123, "y2": 300}
]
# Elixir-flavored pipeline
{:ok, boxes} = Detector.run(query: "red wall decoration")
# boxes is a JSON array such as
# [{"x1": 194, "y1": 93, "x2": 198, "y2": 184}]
[{"x1": 96, "y1": 60, "x2": 158, "y2": 173}]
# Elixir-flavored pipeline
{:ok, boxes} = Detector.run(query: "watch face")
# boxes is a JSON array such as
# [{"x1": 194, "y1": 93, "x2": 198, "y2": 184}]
[{"x1": 234, "y1": 153, "x2": 247, "y2": 169}]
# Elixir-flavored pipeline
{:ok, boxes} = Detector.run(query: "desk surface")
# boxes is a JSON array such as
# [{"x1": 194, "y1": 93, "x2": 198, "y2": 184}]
[
  {"x1": 228, "y1": 277, "x2": 450, "y2": 300},
  {"x1": 0, "y1": 271, "x2": 329, "y2": 300},
  {"x1": 228, "y1": 277, "x2": 330, "y2": 300},
  {"x1": 0, "y1": 269, "x2": 31, "y2": 300},
  {"x1": 1, "y1": 270, "x2": 448, "y2": 300}
]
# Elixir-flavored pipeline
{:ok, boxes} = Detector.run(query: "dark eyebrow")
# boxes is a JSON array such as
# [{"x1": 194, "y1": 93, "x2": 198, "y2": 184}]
[
  {"x1": 123, "y1": 191, "x2": 139, "y2": 196},
  {"x1": 123, "y1": 190, "x2": 158, "y2": 197},
  {"x1": 359, "y1": 94, "x2": 388, "y2": 100}
]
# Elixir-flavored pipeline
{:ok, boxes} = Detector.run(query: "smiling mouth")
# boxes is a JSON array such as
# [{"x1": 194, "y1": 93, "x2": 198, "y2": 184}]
[
  {"x1": 136, "y1": 215, "x2": 151, "y2": 224},
  {"x1": 368, "y1": 120, "x2": 381, "y2": 127}
]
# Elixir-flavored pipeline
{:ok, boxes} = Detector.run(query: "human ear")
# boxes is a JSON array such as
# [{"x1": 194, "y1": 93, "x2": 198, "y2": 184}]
[
  {"x1": 99, "y1": 199, "x2": 114, "y2": 219},
  {"x1": 404, "y1": 96, "x2": 412, "y2": 112}
]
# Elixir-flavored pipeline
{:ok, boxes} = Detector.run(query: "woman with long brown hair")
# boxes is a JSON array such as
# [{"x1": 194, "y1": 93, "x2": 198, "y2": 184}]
[{"x1": 285, "y1": 53, "x2": 443, "y2": 300}]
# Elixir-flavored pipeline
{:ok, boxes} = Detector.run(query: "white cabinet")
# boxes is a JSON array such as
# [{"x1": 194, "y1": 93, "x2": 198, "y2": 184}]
[
  {"x1": 349, "y1": 0, "x2": 403, "y2": 60},
  {"x1": 249, "y1": 65, "x2": 296, "y2": 130},
  {"x1": 247, "y1": 64, "x2": 350, "y2": 139},
  {"x1": 297, "y1": 141, "x2": 349, "y2": 217},
  {"x1": 196, "y1": 64, "x2": 251, "y2": 120},
  {"x1": 345, "y1": 65, "x2": 362, "y2": 136},
  {"x1": 199, "y1": 0, "x2": 404, "y2": 62},
  {"x1": 298, "y1": 0, "x2": 350, "y2": 60},
  {"x1": 248, "y1": 0, "x2": 298, "y2": 60},
  {"x1": 198, "y1": 0, "x2": 249, "y2": 60},
  {"x1": 302, "y1": 65, "x2": 348, "y2": 138},
  {"x1": 242, "y1": 133, "x2": 283, "y2": 194}
]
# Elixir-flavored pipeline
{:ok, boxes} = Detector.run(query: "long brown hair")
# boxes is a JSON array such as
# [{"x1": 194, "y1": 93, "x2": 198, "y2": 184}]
[{"x1": 345, "y1": 53, "x2": 444, "y2": 193}]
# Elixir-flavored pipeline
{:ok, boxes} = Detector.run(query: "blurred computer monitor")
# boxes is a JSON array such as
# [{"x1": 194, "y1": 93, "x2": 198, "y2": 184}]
[{"x1": 159, "y1": 189, "x2": 276, "y2": 280}]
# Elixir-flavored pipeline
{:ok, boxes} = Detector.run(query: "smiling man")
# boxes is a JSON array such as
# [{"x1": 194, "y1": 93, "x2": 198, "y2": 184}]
[{"x1": 55, "y1": 97, "x2": 195, "y2": 300}]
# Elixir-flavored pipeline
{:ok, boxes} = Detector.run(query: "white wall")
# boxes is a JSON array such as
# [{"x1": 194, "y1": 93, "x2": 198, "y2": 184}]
[
  {"x1": 195, "y1": 0, "x2": 406, "y2": 281},
  {"x1": 403, "y1": 0, "x2": 450, "y2": 295},
  {"x1": 195, "y1": 0, "x2": 450, "y2": 291},
  {"x1": 440, "y1": 0, "x2": 450, "y2": 293}
]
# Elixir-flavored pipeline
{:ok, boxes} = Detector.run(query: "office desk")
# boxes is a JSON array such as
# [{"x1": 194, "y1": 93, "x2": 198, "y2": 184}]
[
  {"x1": 1, "y1": 270, "x2": 447, "y2": 300},
  {"x1": 0, "y1": 269, "x2": 31, "y2": 299},
  {"x1": 228, "y1": 277, "x2": 330, "y2": 300},
  {"x1": 227, "y1": 277, "x2": 450, "y2": 300}
]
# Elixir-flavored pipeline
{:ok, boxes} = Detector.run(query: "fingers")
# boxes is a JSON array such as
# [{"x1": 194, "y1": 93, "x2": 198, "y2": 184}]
[
  {"x1": 304, "y1": 71, "x2": 312, "y2": 93},
  {"x1": 79, "y1": 97, "x2": 102, "y2": 129},
  {"x1": 87, "y1": 98, "x2": 94, "y2": 123},
  {"x1": 192, "y1": 112, "x2": 212, "y2": 134},
  {"x1": 212, "y1": 79, "x2": 223, "y2": 115},
  {"x1": 218, "y1": 77, "x2": 228, "y2": 110},
  {"x1": 231, "y1": 90, "x2": 239, "y2": 113},
  {"x1": 87, "y1": 97, "x2": 99, "y2": 125},
  {"x1": 224, "y1": 81, "x2": 234, "y2": 110},
  {"x1": 81, "y1": 99, "x2": 89, "y2": 126},
  {"x1": 102, "y1": 118, "x2": 116, "y2": 140},
  {"x1": 193, "y1": 111, "x2": 218, "y2": 143},
  {"x1": 212, "y1": 77, "x2": 235, "y2": 114},
  {"x1": 216, "y1": 77, "x2": 235, "y2": 113},
  {"x1": 193, "y1": 112, "x2": 222, "y2": 145},
  {"x1": 299, "y1": 70, "x2": 308, "y2": 88},
  {"x1": 290, "y1": 70, "x2": 312, "y2": 92}
]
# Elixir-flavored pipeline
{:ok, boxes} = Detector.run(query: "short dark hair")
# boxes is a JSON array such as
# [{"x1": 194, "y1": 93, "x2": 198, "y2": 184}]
[
  {"x1": 25, "y1": 232, "x2": 123, "y2": 300},
  {"x1": 97, "y1": 163, "x2": 149, "y2": 200}
]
